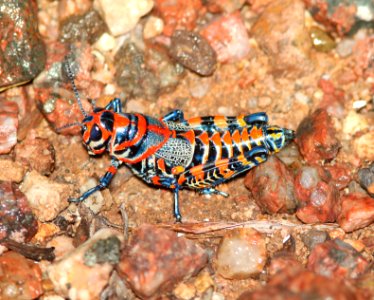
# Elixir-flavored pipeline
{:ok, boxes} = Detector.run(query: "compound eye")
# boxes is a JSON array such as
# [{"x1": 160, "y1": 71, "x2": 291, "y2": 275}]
[{"x1": 90, "y1": 124, "x2": 102, "y2": 141}]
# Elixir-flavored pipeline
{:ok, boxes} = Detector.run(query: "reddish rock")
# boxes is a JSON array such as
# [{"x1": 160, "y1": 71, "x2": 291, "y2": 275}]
[
  {"x1": 245, "y1": 156, "x2": 297, "y2": 214},
  {"x1": 0, "y1": 1, "x2": 46, "y2": 90},
  {"x1": 238, "y1": 266, "x2": 362, "y2": 300},
  {"x1": 200, "y1": 12, "x2": 251, "y2": 63},
  {"x1": 324, "y1": 163, "x2": 351, "y2": 190},
  {"x1": 0, "y1": 101, "x2": 18, "y2": 154},
  {"x1": 317, "y1": 78, "x2": 345, "y2": 117},
  {"x1": 154, "y1": 0, "x2": 203, "y2": 36},
  {"x1": 250, "y1": 0, "x2": 313, "y2": 77},
  {"x1": 34, "y1": 42, "x2": 99, "y2": 135},
  {"x1": 15, "y1": 136, "x2": 55, "y2": 176},
  {"x1": 295, "y1": 166, "x2": 340, "y2": 223},
  {"x1": 0, "y1": 182, "x2": 37, "y2": 242},
  {"x1": 296, "y1": 109, "x2": 341, "y2": 163},
  {"x1": 0, "y1": 251, "x2": 43, "y2": 300},
  {"x1": 307, "y1": 239, "x2": 369, "y2": 279},
  {"x1": 117, "y1": 224, "x2": 208, "y2": 298},
  {"x1": 337, "y1": 193, "x2": 374, "y2": 233},
  {"x1": 267, "y1": 253, "x2": 302, "y2": 277},
  {"x1": 304, "y1": 0, "x2": 357, "y2": 36}
]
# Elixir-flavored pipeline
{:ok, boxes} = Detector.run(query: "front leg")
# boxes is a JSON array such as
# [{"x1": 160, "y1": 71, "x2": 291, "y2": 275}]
[
  {"x1": 150, "y1": 175, "x2": 183, "y2": 222},
  {"x1": 104, "y1": 98, "x2": 123, "y2": 113},
  {"x1": 70, "y1": 158, "x2": 122, "y2": 203}
]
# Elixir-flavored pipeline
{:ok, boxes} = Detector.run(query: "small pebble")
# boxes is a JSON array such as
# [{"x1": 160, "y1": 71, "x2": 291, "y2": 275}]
[
  {"x1": 301, "y1": 230, "x2": 329, "y2": 250},
  {"x1": 154, "y1": 0, "x2": 203, "y2": 36},
  {"x1": 48, "y1": 228, "x2": 124, "y2": 300},
  {"x1": 0, "y1": 1, "x2": 46, "y2": 90},
  {"x1": 0, "y1": 182, "x2": 38, "y2": 242},
  {"x1": 310, "y1": 26, "x2": 336, "y2": 52},
  {"x1": 216, "y1": 228, "x2": 267, "y2": 279},
  {"x1": 307, "y1": 239, "x2": 369, "y2": 279},
  {"x1": 0, "y1": 159, "x2": 25, "y2": 183},
  {"x1": 0, "y1": 101, "x2": 18, "y2": 154},
  {"x1": 173, "y1": 282, "x2": 196, "y2": 300},
  {"x1": 267, "y1": 253, "x2": 301, "y2": 277},
  {"x1": 238, "y1": 265, "x2": 362, "y2": 299},
  {"x1": 143, "y1": 16, "x2": 164, "y2": 39},
  {"x1": 296, "y1": 109, "x2": 341, "y2": 163},
  {"x1": 59, "y1": 9, "x2": 107, "y2": 44},
  {"x1": 0, "y1": 252, "x2": 43, "y2": 300},
  {"x1": 78, "y1": 178, "x2": 106, "y2": 214},
  {"x1": 245, "y1": 156, "x2": 297, "y2": 214},
  {"x1": 93, "y1": 32, "x2": 116, "y2": 52},
  {"x1": 294, "y1": 166, "x2": 340, "y2": 223},
  {"x1": 353, "y1": 131, "x2": 374, "y2": 161},
  {"x1": 323, "y1": 163, "x2": 351, "y2": 190},
  {"x1": 337, "y1": 192, "x2": 374, "y2": 232},
  {"x1": 170, "y1": 30, "x2": 217, "y2": 76},
  {"x1": 336, "y1": 38, "x2": 355, "y2": 57},
  {"x1": 117, "y1": 224, "x2": 208, "y2": 298},
  {"x1": 357, "y1": 163, "x2": 374, "y2": 196},
  {"x1": 342, "y1": 111, "x2": 369, "y2": 137},
  {"x1": 95, "y1": 0, "x2": 154, "y2": 36},
  {"x1": 14, "y1": 137, "x2": 55, "y2": 176},
  {"x1": 201, "y1": 12, "x2": 251, "y2": 63},
  {"x1": 20, "y1": 170, "x2": 72, "y2": 222},
  {"x1": 250, "y1": 0, "x2": 312, "y2": 76},
  {"x1": 114, "y1": 43, "x2": 160, "y2": 99}
]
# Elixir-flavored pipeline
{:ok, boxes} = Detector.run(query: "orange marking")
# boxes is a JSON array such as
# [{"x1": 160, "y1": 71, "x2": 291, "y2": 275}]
[
  {"x1": 157, "y1": 159, "x2": 166, "y2": 172},
  {"x1": 181, "y1": 130, "x2": 195, "y2": 144},
  {"x1": 152, "y1": 176, "x2": 161, "y2": 185},
  {"x1": 214, "y1": 116, "x2": 227, "y2": 128},
  {"x1": 188, "y1": 117, "x2": 202, "y2": 127},
  {"x1": 198, "y1": 132, "x2": 209, "y2": 146},
  {"x1": 241, "y1": 127, "x2": 249, "y2": 143},
  {"x1": 108, "y1": 166, "x2": 117, "y2": 174},
  {"x1": 190, "y1": 165, "x2": 205, "y2": 181},
  {"x1": 178, "y1": 174, "x2": 187, "y2": 184},
  {"x1": 232, "y1": 130, "x2": 241, "y2": 144},
  {"x1": 250, "y1": 126, "x2": 263, "y2": 141},
  {"x1": 211, "y1": 132, "x2": 222, "y2": 159},
  {"x1": 172, "y1": 166, "x2": 185, "y2": 175}
]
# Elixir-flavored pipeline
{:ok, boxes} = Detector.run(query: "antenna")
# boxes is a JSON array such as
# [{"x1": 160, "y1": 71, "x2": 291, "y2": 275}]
[{"x1": 64, "y1": 59, "x2": 88, "y2": 118}]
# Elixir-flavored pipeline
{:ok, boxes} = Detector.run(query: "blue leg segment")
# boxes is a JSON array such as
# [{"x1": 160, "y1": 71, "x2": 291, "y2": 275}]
[
  {"x1": 162, "y1": 109, "x2": 186, "y2": 123},
  {"x1": 173, "y1": 188, "x2": 182, "y2": 223},
  {"x1": 69, "y1": 159, "x2": 121, "y2": 203},
  {"x1": 151, "y1": 175, "x2": 182, "y2": 222},
  {"x1": 200, "y1": 187, "x2": 229, "y2": 197},
  {"x1": 105, "y1": 98, "x2": 123, "y2": 113}
]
